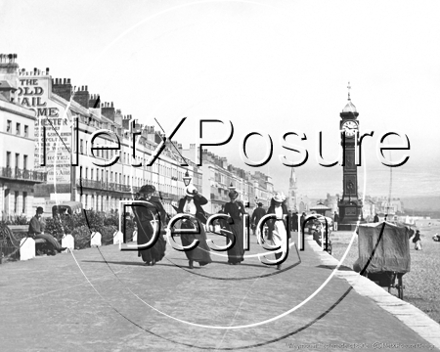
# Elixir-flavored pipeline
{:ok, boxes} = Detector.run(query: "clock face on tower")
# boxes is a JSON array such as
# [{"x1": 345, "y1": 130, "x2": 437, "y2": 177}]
[{"x1": 342, "y1": 120, "x2": 358, "y2": 137}]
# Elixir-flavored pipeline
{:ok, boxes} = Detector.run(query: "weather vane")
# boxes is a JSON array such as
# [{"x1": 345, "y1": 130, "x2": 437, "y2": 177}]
[{"x1": 347, "y1": 81, "x2": 351, "y2": 101}]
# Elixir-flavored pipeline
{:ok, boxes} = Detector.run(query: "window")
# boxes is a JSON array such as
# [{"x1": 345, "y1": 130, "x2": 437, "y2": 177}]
[
  {"x1": 80, "y1": 139, "x2": 83, "y2": 154},
  {"x1": 85, "y1": 168, "x2": 88, "y2": 179},
  {"x1": 6, "y1": 120, "x2": 11, "y2": 133},
  {"x1": 14, "y1": 191, "x2": 19, "y2": 213},
  {"x1": 22, "y1": 192, "x2": 27, "y2": 214},
  {"x1": 6, "y1": 151, "x2": 11, "y2": 168},
  {"x1": 16, "y1": 123, "x2": 20, "y2": 135},
  {"x1": 24, "y1": 125, "x2": 29, "y2": 137},
  {"x1": 91, "y1": 169, "x2": 94, "y2": 180},
  {"x1": 15, "y1": 153, "x2": 20, "y2": 169},
  {"x1": 23, "y1": 155, "x2": 28, "y2": 170}
]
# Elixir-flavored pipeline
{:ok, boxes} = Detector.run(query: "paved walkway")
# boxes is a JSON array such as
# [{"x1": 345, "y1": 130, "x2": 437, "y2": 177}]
[{"x1": 1, "y1": 232, "x2": 439, "y2": 352}]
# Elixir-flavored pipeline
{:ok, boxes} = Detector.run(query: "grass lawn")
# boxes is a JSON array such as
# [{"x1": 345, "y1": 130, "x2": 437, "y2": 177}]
[{"x1": 330, "y1": 224, "x2": 440, "y2": 324}]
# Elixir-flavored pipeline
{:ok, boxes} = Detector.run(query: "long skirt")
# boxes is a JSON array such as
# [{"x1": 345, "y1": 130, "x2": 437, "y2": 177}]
[
  {"x1": 227, "y1": 220, "x2": 244, "y2": 264},
  {"x1": 137, "y1": 220, "x2": 166, "y2": 263},
  {"x1": 268, "y1": 221, "x2": 287, "y2": 261},
  {"x1": 180, "y1": 220, "x2": 212, "y2": 265}
]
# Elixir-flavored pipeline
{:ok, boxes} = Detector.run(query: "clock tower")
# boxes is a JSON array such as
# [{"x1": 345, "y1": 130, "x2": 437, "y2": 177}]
[{"x1": 338, "y1": 83, "x2": 364, "y2": 230}]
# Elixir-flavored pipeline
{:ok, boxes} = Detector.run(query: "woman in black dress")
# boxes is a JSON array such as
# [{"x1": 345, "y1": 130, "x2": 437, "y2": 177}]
[
  {"x1": 177, "y1": 185, "x2": 212, "y2": 269},
  {"x1": 267, "y1": 191, "x2": 289, "y2": 270},
  {"x1": 224, "y1": 190, "x2": 246, "y2": 265},
  {"x1": 132, "y1": 184, "x2": 167, "y2": 266}
]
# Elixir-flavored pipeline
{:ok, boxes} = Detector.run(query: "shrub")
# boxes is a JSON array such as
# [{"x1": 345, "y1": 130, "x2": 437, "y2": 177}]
[
  {"x1": 12, "y1": 215, "x2": 28, "y2": 225},
  {"x1": 43, "y1": 218, "x2": 65, "y2": 241},
  {"x1": 103, "y1": 214, "x2": 119, "y2": 227},
  {"x1": 101, "y1": 225, "x2": 117, "y2": 245},
  {"x1": 79, "y1": 210, "x2": 104, "y2": 233},
  {"x1": 72, "y1": 226, "x2": 92, "y2": 250}
]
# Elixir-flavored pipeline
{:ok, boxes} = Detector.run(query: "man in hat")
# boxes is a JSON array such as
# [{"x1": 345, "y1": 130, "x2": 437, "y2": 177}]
[
  {"x1": 28, "y1": 207, "x2": 67, "y2": 253},
  {"x1": 251, "y1": 202, "x2": 266, "y2": 236}
]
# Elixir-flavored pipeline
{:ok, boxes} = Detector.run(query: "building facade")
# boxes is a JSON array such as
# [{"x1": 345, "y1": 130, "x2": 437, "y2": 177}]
[
  {"x1": 182, "y1": 145, "x2": 274, "y2": 213},
  {"x1": 0, "y1": 54, "x2": 47, "y2": 220},
  {"x1": 2, "y1": 53, "x2": 296, "y2": 219}
]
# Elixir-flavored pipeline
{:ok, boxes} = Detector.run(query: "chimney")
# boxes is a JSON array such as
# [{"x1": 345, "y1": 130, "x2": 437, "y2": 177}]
[
  {"x1": 102, "y1": 101, "x2": 115, "y2": 121},
  {"x1": 89, "y1": 94, "x2": 101, "y2": 109},
  {"x1": 72, "y1": 85, "x2": 89, "y2": 108},
  {"x1": 0, "y1": 54, "x2": 19, "y2": 75},
  {"x1": 114, "y1": 108, "x2": 123, "y2": 125},
  {"x1": 122, "y1": 115, "x2": 131, "y2": 130},
  {"x1": 52, "y1": 77, "x2": 73, "y2": 101}
]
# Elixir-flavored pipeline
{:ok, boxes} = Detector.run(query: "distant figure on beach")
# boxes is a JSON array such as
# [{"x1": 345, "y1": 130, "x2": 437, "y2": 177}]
[
  {"x1": 373, "y1": 213, "x2": 379, "y2": 223},
  {"x1": 412, "y1": 230, "x2": 422, "y2": 250},
  {"x1": 333, "y1": 211, "x2": 339, "y2": 231}
]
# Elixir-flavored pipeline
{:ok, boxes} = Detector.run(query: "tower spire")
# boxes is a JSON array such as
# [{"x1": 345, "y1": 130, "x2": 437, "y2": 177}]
[{"x1": 347, "y1": 81, "x2": 351, "y2": 101}]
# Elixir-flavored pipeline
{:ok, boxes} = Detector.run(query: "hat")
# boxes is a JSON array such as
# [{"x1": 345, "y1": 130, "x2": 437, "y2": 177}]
[
  {"x1": 36, "y1": 206, "x2": 44, "y2": 214},
  {"x1": 257, "y1": 202, "x2": 263, "y2": 207},
  {"x1": 273, "y1": 191, "x2": 286, "y2": 203},
  {"x1": 185, "y1": 184, "x2": 198, "y2": 197},
  {"x1": 228, "y1": 190, "x2": 239, "y2": 200},
  {"x1": 139, "y1": 184, "x2": 156, "y2": 194}
]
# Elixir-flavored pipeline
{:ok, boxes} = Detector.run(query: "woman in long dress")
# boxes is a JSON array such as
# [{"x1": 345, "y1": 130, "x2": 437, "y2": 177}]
[
  {"x1": 132, "y1": 184, "x2": 167, "y2": 266},
  {"x1": 177, "y1": 185, "x2": 212, "y2": 269},
  {"x1": 223, "y1": 190, "x2": 246, "y2": 265},
  {"x1": 267, "y1": 191, "x2": 289, "y2": 270}
]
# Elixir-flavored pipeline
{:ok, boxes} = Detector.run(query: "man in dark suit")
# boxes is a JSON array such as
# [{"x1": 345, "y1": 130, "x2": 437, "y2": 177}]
[
  {"x1": 28, "y1": 207, "x2": 66, "y2": 253},
  {"x1": 251, "y1": 202, "x2": 266, "y2": 236}
]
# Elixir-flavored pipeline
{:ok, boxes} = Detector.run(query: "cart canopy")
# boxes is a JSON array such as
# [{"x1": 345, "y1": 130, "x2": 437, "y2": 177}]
[
  {"x1": 52, "y1": 201, "x2": 83, "y2": 216},
  {"x1": 353, "y1": 221, "x2": 412, "y2": 274}
]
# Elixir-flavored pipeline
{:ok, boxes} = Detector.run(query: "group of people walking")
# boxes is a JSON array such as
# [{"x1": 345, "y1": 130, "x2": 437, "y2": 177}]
[{"x1": 132, "y1": 183, "x2": 292, "y2": 270}]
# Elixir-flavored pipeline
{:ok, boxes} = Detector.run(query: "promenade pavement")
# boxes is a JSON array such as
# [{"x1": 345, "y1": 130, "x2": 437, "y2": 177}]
[{"x1": 0, "y1": 232, "x2": 439, "y2": 352}]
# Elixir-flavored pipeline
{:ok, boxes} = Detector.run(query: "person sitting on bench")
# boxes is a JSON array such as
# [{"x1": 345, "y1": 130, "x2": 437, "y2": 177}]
[{"x1": 28, "y1": 207, "x2": 67, "y2": 253}]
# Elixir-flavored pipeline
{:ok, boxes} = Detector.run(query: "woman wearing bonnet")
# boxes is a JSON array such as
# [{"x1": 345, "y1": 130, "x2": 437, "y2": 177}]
[
  {"x1": 132, "y1": 184, "x2": 167, "y2": 266},
  {"x1": 266, "y1": 191, "x2": 289, "y2": 270},
  {"x1": 223, "y1": 189, "x2": 246, "y2": 265},
  {"x1": 177, "y1": 184, "x2": 212, "y2": 269}
]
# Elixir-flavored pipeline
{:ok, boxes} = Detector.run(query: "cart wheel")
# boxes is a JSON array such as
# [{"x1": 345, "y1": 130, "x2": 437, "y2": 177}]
[{"x1": 397, "y1": 275, "x2": 404, "y2": 300}]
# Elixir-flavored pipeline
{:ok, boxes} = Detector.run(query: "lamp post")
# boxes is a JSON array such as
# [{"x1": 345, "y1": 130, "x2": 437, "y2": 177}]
[{"x1": 183, "y1": 170, "x2": 192, "y2": 187}]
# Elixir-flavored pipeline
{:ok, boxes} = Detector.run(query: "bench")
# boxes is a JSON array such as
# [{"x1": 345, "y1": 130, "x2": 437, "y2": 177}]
[
  {"x1": 5, "y1": 226, "x2": 42, "y2": 261},
  {"x1": 7, "y1": 226, "x2": 74, "y2": 261}
]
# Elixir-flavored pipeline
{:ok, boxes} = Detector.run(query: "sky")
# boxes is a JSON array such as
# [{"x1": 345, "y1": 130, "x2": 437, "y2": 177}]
[{"x1": 2, "y1": 0, "x2": 440, "y2": 199}]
